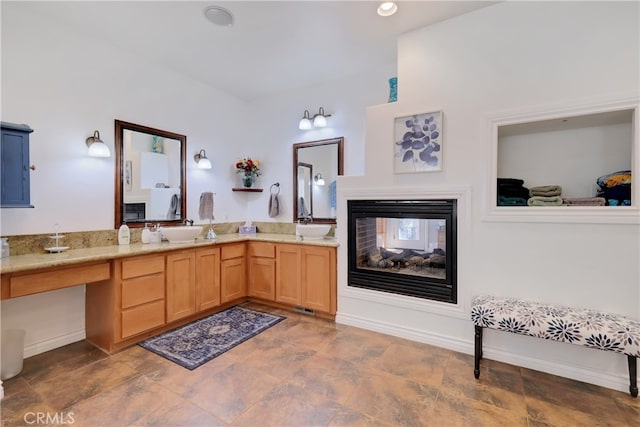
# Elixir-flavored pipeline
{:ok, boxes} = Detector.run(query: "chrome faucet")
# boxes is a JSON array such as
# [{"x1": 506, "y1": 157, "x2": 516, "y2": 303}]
[
  {"x1": 183, "y1": 219, "x2": 194, "y2": 226},
  {"x1": 300, "y1": 215, "x2": 313, "y2": 225}
]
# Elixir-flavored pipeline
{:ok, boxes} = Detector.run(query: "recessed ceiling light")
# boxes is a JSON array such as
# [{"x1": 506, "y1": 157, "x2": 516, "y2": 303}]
[
  {"x1": 377, "y1": 2, "x2": 398, "y2": 17},
  {"x1": 204, "y1": 5, "x2": 234, "y2": 27}
]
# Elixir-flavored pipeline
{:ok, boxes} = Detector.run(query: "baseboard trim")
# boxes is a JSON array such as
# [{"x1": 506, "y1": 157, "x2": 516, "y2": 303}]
[
  {"x1": 336, "y1": 312, "x2": 470, "y2": 354},
  {"x1": 23, "y1": 330, "x2": 86, "y2": 358},
  {"x1": 335, "y1": 312, "x2": 630, "y2": 394}
]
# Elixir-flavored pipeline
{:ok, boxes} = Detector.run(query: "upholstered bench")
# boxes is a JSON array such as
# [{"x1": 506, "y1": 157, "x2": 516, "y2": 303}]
[{"x1": 471, "y1": 295, "x2": 640, "y2": 397}]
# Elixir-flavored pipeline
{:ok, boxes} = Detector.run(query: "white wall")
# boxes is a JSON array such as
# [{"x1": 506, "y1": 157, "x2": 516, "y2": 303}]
[
  {"x1": 0, "y1": 2, "x2": 395, "y2": 355},
  {"x1": 337, "y1": 1, "x2": 640, "y2": 393},
  {"x1": 0, "y1": 2, "x2": 248, "y2": 236},
  {"x1": 239, "y1": 63, "x2": 395, "y2": 223}
]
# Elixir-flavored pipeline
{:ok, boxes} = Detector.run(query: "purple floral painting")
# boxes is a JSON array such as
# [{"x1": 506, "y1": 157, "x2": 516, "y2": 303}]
[{"x1": 394, "y1": 111, "x2": 443, "y2": 173}]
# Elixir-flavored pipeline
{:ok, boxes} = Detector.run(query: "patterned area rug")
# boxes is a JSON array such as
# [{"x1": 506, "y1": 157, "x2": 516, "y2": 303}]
[{"x1": 139, "y1": 306, "x2": 285, "y2": 370}]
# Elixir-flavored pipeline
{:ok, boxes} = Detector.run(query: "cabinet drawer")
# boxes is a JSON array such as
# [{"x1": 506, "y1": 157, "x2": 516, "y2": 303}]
[
  {"x1": 248, "y1": 242, "x2": 275, "y2": 258},
  {"x1": 121, "y1": 300, "x2": 165, "y2": 339},
  {"x1": 9, "y1": 262, "x2": 110, "y2": 298},
  {"x1": 221, "y1": 243, "x2": 245, "y2": 260},
  {"x1": 122, "y1": 256, "x2": 164, "y2": 279},
  {"x1": 121, "y1": 274, "x2": 165, "y2": 309}
]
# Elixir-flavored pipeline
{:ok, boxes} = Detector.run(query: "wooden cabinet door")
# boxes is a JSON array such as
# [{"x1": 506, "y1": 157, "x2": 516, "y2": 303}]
[
  {"x1": 248, "y1": 257, "x2": 276, "y2": 300},
  {"x1": 221, "y1": 257, "x2": 246, "y2": 303},
  {"x1": 166, "y1": 251, "x2": 196, "y2": 322},
  {"x1": 196, "y1": 247, "x2": 220, "y2": 311},
  {"x1": 275, "y1": 244, "x2": 301, "y2": 305},
  {"x1": 301, "y1": 246, "x2": 336, "y2": 314}
]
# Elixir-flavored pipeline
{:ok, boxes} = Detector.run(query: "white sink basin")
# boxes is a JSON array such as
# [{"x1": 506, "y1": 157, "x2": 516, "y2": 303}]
[
  {"x1": 160, "y1": 226, "x2": 202, "y2": 243},
  {"x1": 296, "y1": 224, "x2": 331, "y2": 240}
]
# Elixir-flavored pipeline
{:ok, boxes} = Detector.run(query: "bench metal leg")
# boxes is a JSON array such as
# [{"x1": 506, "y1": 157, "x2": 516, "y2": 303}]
[
  {"x1": 628, "y1": 355, "x2": 638, "y2": 398},
  {"x1": 474, "y1": 325, "x2": 483, "y2": 379}
]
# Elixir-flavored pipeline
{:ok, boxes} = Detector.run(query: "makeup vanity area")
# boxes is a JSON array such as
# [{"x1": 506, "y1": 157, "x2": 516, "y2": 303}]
[{"x1": 1, "y1": 234, "x2": 337, "y2": 354}]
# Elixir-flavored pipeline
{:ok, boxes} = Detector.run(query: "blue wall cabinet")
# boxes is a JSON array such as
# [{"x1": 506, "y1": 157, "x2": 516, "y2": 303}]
[{"x1": 1, "y1": 122, "x2": 34, "y2": 208}]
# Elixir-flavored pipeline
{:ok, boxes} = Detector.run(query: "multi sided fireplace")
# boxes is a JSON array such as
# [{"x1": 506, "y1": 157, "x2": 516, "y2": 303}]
[{"x1": 347, "y1": 199, "x2": 457, "y2": 304}]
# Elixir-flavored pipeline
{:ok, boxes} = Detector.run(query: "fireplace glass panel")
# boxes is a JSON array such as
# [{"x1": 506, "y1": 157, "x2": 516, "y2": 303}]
[
  {"x1": 348, "y1": 199, "x2": 457, "y2": 304},
  {"x1": 356, "y1": 217, "x2": 447, "y2": 280}
]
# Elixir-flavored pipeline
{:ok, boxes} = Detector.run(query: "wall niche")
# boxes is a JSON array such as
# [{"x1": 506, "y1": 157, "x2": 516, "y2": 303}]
[{"x1": 486, "y1": 96, "x2": 639, "y2": 224}]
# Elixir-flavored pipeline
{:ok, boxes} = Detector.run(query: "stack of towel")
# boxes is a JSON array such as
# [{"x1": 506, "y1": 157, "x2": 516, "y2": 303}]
[
  {"x1": 596, "y1": 170, "x2": 631, "y2": 206},
  {"x1": 527, "y1": 185, "x2": 563, "y2": 206},
  {"x1": 497, "y1": 178, "x2": 529, "y2": 206}
]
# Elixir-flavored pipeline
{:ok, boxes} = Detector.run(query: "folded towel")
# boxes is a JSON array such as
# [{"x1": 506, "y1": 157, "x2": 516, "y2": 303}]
[
  {"x1": 167, "y1": 194, "x2": 179, "y2": 219},
  {"x1": 199, "y1": 192, "x2": 214, "y2": 220},
  {"x1": 527, "y1": 196, "x2": 563, "y2": 206},
  {"x1": 562, "y1": 197, "x2": 606, "y2": 206},
  {"x1": 529, "y1": 185, "x2": 562, "y2": 197},
  {"x1": 498, "y1": 196, "x2": 527, "y2": 206},
  {"x1": 497, "y1": 178, "x2": 525, "y2": 187},
  {"x1": 268, "y1": 193, "x2": 280, "y2": 218},
  {"x1": 498, "y1": 187, "x2": 530, "y2": 199}
]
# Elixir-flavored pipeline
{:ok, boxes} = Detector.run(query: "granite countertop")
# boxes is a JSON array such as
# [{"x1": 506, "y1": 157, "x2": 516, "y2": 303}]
[{"x1": 0, "y1": 233, "x2": 338, "y2": 274}]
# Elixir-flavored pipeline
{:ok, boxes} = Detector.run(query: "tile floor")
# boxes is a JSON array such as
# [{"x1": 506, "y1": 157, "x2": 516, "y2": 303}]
[{"x1": 1, "y1": 302, "x2": 638, "y2": 426}]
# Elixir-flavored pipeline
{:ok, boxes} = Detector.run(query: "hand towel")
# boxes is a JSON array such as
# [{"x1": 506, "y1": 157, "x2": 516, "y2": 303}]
[
  {"x1": 198, "y1": 192, "x2": 214, "y2": 220},
  {"x1": 562, "y1": 197, "x2": 606, "y2": 206},
  {"x1": 298, "y1": 196, "x2": 309, "y2": 217},
  {"x1": 268, "y1": 193, "x2": 280, "y2": 218},
  {"x1": 527, "y1": 196, "x2": 563, "y2": 206},
  {"x1": 529, "y1": 185, "x2": 562, "y2": 197},
  {"x1": 167, "y1": 194, "x2": 179, "y2": 219}
]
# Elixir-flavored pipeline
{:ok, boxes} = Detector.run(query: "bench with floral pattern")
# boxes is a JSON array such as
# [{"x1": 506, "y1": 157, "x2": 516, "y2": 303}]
[{"x1": 471, "y1": 295, "x2": 639, "y2": 397}]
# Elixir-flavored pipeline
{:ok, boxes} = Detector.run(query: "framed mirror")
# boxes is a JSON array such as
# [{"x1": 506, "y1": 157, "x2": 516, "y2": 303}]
[
  {"x1": 114, "y1": 120, "x2": 187, "y2": 229},
  {"x1": 292, "y1": 137, "x2": 344, "y2": 224}
]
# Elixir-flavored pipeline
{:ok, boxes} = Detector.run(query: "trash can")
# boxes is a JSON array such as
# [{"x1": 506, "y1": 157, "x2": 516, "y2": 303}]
[{"x1": 1, "y1": 329, "x2": 26, "y2": 380}]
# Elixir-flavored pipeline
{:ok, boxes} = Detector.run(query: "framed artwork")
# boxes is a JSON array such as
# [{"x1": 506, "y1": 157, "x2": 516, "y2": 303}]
[{"x1": 394, "y1": 111, "x2": 443, "y2": 173}]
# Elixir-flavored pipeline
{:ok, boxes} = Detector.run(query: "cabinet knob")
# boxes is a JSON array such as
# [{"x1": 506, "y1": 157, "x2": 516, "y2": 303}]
[{"x1": 29, "y1": 165, "x2": 36, "y2": 171}]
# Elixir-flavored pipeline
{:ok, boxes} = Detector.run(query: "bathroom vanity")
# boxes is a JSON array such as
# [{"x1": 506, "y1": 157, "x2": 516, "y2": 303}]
[{"x1": 0, "y1": 233, "x2": 337, "y2": 353}]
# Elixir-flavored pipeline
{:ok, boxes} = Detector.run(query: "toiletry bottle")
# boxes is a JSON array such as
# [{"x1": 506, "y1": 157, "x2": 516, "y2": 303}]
[
  {"x1": 1, "y1": 238, "x2": 9, "y2": 258},
  {"x1": 118, "y1": 223, "x2": 130, "y2": 245},
  {"x1": 141, "y1": 223, "x2": 151, "y2": 244}
]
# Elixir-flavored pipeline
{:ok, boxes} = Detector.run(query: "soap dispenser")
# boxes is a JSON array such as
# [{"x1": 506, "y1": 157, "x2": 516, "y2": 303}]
[
  {"x1": 1, "y1": 238, "x2": 9, "y2": 258},
  {"x1": 141, "y1": 223, "x2": 151, "y2": 244},
  {"x1": 118, "y1": 223, "x2": 130, "y2": 245}
]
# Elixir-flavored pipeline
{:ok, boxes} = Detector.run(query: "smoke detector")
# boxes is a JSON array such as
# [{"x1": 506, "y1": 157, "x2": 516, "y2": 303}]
[{"x1": 204, "y1": 5, "x2": 234, "y2": 27}]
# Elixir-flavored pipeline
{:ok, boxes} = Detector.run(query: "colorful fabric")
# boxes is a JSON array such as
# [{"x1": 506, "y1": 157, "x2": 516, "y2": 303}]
[
  {"x1": 597, "y1": 170, "x2": 631, "y2": 189},
  {"x1": 471, "y1": 295, "x2": 640, "y2": 357}
]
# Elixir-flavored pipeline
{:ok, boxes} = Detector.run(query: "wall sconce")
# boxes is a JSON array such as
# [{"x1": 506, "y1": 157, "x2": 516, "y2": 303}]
[
  {"x1": 86, "y1": 130, "x2": 110, "y2": 157},
  {"x1": 299, "y1": 107, "x2": 332, "y2": 130},
  {"x1": 194, "y1": 149, "x2": 212, "y2": 169},
  {"x1": 314, "y1": 173, "x2": 325, "y2": 186}
]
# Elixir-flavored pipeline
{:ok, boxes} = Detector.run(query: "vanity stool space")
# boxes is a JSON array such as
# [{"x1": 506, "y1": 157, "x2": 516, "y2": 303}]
[{"x1": 471, "y1": 295, "x2": 640, "y2": 397}]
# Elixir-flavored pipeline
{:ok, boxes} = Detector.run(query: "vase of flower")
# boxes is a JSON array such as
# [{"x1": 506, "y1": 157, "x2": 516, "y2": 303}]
[
  {"x1": 242, "y1": 173, "x2": 254, "y2": 188},
  {"x1": 235, "y1": 157, "x2": 261, "y2": 188}
]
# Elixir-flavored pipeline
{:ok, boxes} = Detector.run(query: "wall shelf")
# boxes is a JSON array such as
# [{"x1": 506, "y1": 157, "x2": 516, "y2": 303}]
[
  {"x1": 232, "y1": 188, "x2": 263, "y2": 192},
  {"x1": 486, "y1": 96, "x2": 639, "y2": 224}
]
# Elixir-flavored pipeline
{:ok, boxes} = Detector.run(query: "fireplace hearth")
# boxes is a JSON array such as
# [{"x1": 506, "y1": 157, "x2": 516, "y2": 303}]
[{"x1": 348, "y1": 199, "x2": 457, "y2": 303}]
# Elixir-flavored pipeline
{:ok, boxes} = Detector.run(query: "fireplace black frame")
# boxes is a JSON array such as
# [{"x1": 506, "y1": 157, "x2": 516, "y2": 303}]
[{"x1": 347, "y1": 199, "x2": 457, "y2": 304}]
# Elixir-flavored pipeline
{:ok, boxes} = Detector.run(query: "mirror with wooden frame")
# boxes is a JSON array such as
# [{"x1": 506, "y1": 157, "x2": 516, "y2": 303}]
[
  {"x1": 292, "y1": 137, "x2": 344, "y2": 224},
  {"x1": 114, "y1": 120, "x2": 186, "y2": 228}
]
